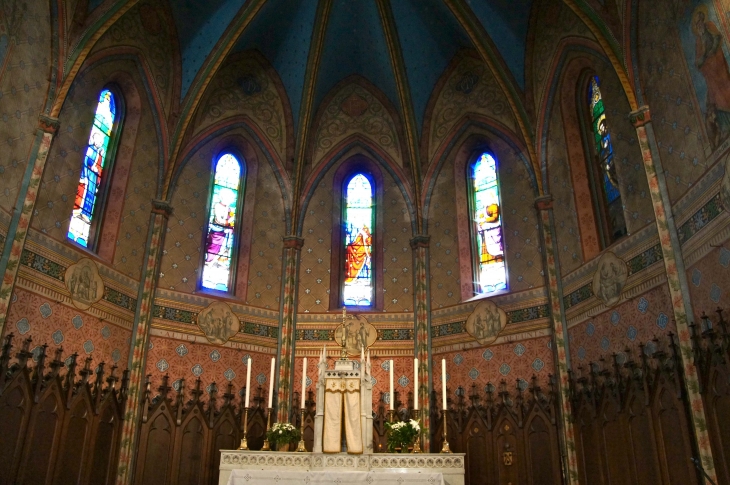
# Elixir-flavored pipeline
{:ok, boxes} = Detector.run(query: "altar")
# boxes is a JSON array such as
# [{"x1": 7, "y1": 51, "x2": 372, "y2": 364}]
[
  {"x1": 220, "y1": 335, "x2": 464, "y2": 484},
  {"x1": 218, "y1": 451, "x2": 466, "y2": 485}
]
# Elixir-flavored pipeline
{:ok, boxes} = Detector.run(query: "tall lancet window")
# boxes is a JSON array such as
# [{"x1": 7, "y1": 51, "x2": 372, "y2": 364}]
[
  {"x1": 343, "y1": 173, "x2": 374, "y2": 307},
  {"x1": 588, "y1": 76, "x2": 626, "y2": 244},
  {"x1": 68, "y1": 88, "x2": 120, "y2": 248},
  {"x1": 469, "y1": 152, "x2": 507, "y2": 294},
  {"x1": 202, "y1": 153, "x2": 244, "y2": 292}
]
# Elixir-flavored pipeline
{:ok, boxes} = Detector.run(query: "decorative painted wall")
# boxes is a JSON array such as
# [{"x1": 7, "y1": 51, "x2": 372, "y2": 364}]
[
  {"x1": 158, "y1": 128, "x2": 286, "y2": 309},
  {"x1": 2, "y1": 287, "x2": 131, "y2": 369},
  {"x1": 637, "y1": 0, "x2": 722, "y2": 202},
  {"x1": 567, "y1": 283, "x2": 676, "y2": 365},
  {"x1": 192, "y1": 52, "x2": 290, "y2": 164},
  {"x1": 92, "y1": 0, "x2": 179, "y2": 119},
  {"x1": 33, "y1": 60, "x2": 159, "y2": 279},
  {"x1": 434, "y1": 336, "x2": 555, "y2": 399},
  {"x1": 0, "y1": 0, "x2": 51, "y2": 214},
  {"x1": 145, "y1": 335, "x2": 273, "y2": 400},
  {"x1": 686, "y1": 246, "x2": 730, "y2": 318},
  {"x1": 298, "y1": 151, "x2": 413, "y2": 313}
]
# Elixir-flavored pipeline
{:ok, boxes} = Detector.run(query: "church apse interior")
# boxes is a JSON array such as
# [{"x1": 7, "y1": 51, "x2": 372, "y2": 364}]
[{"x1": 0, "y1": 0, "x2": 729, "y2": 483}]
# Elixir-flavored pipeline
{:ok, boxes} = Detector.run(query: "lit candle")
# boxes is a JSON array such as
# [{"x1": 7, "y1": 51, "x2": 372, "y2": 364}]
[
  {"x1": 441, "y1": 358, "x2": 447, "y2": 410},
  {"x1": 414, "y1": 358, "x2": 419, "y2": 410},
  {"x1": 301, "y1": 357, "x2": 307, "y2": 409},
  {"x1": 389, "y1": 359, "x2": 394, "y2": 410},
  {"x1": 267, "y1": 357, "x2": 275, "y2": 408},
  {"x1": 245, "y1": 356, "x2": 252, "y2": 408}
]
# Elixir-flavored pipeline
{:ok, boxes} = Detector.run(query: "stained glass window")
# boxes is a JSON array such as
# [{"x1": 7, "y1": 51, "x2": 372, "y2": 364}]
[
  {"x1": 202, "y1": 153, "x2": 243, "y2": 292},
  {"x1": 588, "y1": 76, "x2": 626, "y2": 242},
  {"x1": 68, "y1": 89, "x2": 117, "y2": 247},
  {"x1": 343, "y1": 173, "x2": 373, "y2": 306},
  {"x1": 471, "y1": 153, "x2": 507, "y2": 294}
]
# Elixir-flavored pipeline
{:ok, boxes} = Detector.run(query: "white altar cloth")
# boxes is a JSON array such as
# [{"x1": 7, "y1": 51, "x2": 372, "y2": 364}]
[
  {"x1": 219, "y1": 451, "x2": 465, "y2": 485},
  {"x1": 226, "y1": 469, "x2": 444, "y2": 485}
]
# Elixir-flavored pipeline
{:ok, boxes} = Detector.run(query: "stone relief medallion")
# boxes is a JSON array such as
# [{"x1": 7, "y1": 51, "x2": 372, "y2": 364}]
[
  {"x1": 592, "y1": 252, "x2": 628, "y2": 307},
  {"x1": 197, "y1": 301, "x2": 240, "y2": 345},
  {"x1": 64, "y1": 258, "x2": 104, "y2": 311},
  {"x1": 721, "y1": 153, "x2": 730, "y2": 210},
  {"x1": 335, "y1": 314, "x2": 377, "y2": 356},
  {"x1": 466, "y1": 300, "x2": 507, "y2": 345}
]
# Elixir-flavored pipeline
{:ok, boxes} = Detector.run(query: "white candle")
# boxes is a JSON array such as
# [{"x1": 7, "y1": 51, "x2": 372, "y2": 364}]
[
  {"x1": 245, "y1": 356, "x2": 252, "y2": 408},
  {"x1": 267, "y1": 357, "x2": 275, "y2": 408},
  {"x1": 301, "y1": 357, "x2": 307, "y2": 408},
  {"x1": 389, "y1": 359, "x2": 394, "y2": 410},
  {"x1": 441, "y1": 358, "x2": 447, "y2": 410},
  {"x1": 414, "y1": 358, "x2": 419, "y2": 410}
]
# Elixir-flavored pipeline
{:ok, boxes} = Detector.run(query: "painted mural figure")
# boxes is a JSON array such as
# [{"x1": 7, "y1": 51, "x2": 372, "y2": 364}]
[
  {"x1": 197, "y1": 301, "x2": 240, "y2": 345},
  {"x1": 693, "y1": 6, "x2": 730, "y2": 146}
]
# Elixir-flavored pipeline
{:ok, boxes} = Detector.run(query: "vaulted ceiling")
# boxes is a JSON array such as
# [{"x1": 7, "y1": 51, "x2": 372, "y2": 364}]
[{"x1": 162, "y1": 0, "x2": 533, "y2": 135}]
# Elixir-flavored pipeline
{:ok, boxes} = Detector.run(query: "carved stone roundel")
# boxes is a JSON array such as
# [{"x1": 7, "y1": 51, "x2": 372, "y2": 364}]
[
  {"x1": 335, "y1": 314, "x2": 377, "y2": 355},
  {"x1": 592, "y1": 252, "x2": 628, "y2": 308},
  {"x1": 466, "y1": 300, "x2": 507, "y2": 345},
  {"x1": 64, "y1": 258, "x2": 104, "y2": 311},
  {"x1": 197, "y1": 301, "x2": 240, "y2": 345}
]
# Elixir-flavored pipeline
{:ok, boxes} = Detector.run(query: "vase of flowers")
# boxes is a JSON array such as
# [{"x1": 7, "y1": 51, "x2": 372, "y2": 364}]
[
  {"x1": 385, "y1": 419, "x2": 420, "y2": 453},
  {"x1": 266, "y1": 422, "x2": 301, "y2": 451}
]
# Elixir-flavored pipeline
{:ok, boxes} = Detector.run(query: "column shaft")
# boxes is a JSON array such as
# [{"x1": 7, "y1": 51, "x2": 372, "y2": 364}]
[
  {"x1": 276, "y1": 236, "x2": 304, "y2": 423},
  {"x1": 115, "y1": 200, "x2": 171, "y2": 485},
  {"x1": 631, "y1": 106, "x2": 717, "y2": 480},
  {"x1": 0, "y1": 115, "x2": 59, "y2": 334},
  {"x1": 536, "y1": 197, "x2": 579, "y2": 484},
  {"x1": 410, "y1": 235, "x2": 431, "y2": 450}
]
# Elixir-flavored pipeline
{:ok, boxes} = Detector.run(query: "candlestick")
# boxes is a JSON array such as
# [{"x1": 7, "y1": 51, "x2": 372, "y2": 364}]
[
  {"x1": 440, "y1": 409, "x2": 452, "y2": 453},
  {"x1": 412, "y1": 409, "x2": 422, "y2": 453},
  {"x1": 413, "y1": 358, "x2": 419, "y2": 411},
  {"x1": 261, "y1": 407, "x2": 272, "y2": 451},
  {"x1": 268, "y1": 357, "x2": 275, "y2": 408},
  {"x1": 238, "y1": 407, "x2": 250, "y2": 450},
  {"x1": 245, "y1": 356, "x2": 252, "y2": 408},
  {"x1": 389, "y1": 359, "x2": 394, "y2": 411},
  {"x1": 296, "y1": 407, "x2": 307, "y2": 452},
  {"x1": 301, "y1": 357, "x2": 308, "y2": 408},
  {"x1": 441, "y1": 358, "x2": 447, "y2": 411}
]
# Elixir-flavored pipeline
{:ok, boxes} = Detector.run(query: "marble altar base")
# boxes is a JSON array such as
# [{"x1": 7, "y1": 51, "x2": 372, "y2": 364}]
[{"x1": 219, "y1": 451, "x2": 465, "y2": 485}]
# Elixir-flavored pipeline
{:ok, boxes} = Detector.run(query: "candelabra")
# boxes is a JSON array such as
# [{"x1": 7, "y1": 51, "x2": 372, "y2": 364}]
[
  {"x1": 440, "y1": 409, "x2": 451, "y2": 453},
  {"x1": 296, "y1": 408, "x2": 307, "y2": 452},
  {"x1": 238, "y1": 407, "x2": 250, "y2": 450},
  {"x1": 261, "y1": 407, "x2": 272, "y2": 451},
  {"x1": 412, "y1": 409, "x2": 422, "y2": 453}
]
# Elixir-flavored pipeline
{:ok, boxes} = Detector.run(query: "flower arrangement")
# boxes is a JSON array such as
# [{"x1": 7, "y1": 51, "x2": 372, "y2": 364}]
[
  {"x1": 385, "y1": 419, "x2": 420, "y2": 453},
  {"x1": 266, "y1": 422, "x2": 301, "y2": 451}
]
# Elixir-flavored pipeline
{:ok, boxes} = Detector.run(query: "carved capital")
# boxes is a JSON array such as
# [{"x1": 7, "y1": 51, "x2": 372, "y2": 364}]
[
  {"x1": 409, "y1": 235, "x2": 430, "y2": 250},
  {"x1": 534, "y1": 195, "x2": 553, "y2": 211},
  {"x1": 629, "y1": 106, "x2": 652, "y2": 128},
  {"x1": 151, "y1": 199, "x2": 173, "y2": 217},
  {"x1": 283, "y1": 236, "x2": 305, "y2": 250},
  {"x1": 38, "y1": 114, "x2": 60, "y2": 134}
]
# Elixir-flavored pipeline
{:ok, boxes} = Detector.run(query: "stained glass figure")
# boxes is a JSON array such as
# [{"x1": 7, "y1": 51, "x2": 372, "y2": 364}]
[
  {"x1": 202, "y1": 153, "x2": 242, "y2": 292},
  {"x1": 68, "y1": 89, "x2": 116, "y2": 247},
  {"x1": 589, "y1": 76, "x2": 626, "y2": 241},
  {"x1": 343, "y1": 174, "x2": 373, "y2": 306},
  {"x1": 471, "y1": 153, "x2": 507, "y2": 294}
]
